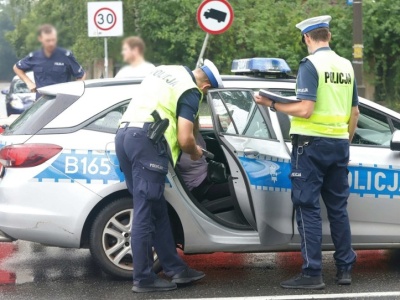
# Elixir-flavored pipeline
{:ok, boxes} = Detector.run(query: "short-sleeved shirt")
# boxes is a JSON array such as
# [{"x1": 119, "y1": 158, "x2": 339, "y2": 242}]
[
  {"x1": 176, "y1": 67, "x2": 202, "y2": 122},
  {"x1": 115, "y1": 62, "x2": 155, "y2": 78},
  {"x1": 296, "y1": 47, "x2": 359, "y2": 107},
  {"x1": 16, "y1": 47, "x2": 85, "y2": 93}
]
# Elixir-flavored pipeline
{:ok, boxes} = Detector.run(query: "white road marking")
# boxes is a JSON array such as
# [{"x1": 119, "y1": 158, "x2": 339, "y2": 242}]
[{"x1": 182, "y1": 291, "x2": 400, "y2": 300}]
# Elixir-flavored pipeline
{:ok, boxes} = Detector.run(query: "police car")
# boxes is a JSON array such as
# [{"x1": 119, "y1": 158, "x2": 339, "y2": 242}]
[{"x1": 1, "y1": 58, "x2": 400, "y2": 279}]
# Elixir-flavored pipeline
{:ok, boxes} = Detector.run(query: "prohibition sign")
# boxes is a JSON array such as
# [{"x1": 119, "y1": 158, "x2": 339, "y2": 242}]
[
  {"x1": 94, "y1": 7, "x2": 117, "y2": 31},
  {"x1": 197, "y1": 0, "x2": 234, "y2": 35}
]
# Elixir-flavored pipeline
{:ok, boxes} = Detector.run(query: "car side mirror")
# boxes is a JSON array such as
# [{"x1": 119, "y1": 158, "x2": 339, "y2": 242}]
[
  {"x1": 390, "y1": 130, "x2": 400, "y2": 151},
  {"x1": 1, "y1": 89, "x2": 9, "y2": 95}
]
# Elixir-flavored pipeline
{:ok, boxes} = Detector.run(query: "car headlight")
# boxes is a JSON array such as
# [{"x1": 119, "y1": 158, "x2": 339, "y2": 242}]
[{"x1": 10, "y1": 96, "x2": 24, "y2": 110}]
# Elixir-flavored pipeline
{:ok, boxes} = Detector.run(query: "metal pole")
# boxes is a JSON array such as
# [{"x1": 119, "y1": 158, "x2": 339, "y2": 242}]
[
  {"x1": 353, "y1": 0, "x2": 365, "y2": 97},
  {"x1": 104, "y1": 37, "x2": 109, "y2": 78},
  {"x1": 196, "y1": 33, "x2": 210, "y2": 68}
]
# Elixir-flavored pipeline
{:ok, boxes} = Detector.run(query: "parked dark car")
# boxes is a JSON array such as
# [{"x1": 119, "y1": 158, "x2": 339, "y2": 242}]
[{"x1": 1, "y1": 73, "x2": 35, "y2": 116}]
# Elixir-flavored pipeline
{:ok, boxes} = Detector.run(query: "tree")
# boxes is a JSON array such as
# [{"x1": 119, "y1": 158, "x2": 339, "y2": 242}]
[{"x1": 0, "y1": 4, "x2": 18, "y2": 81}]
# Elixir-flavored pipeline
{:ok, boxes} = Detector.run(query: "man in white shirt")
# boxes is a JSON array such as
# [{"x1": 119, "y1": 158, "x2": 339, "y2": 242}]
[{"x1": 115, "y1": 36, "x2": 155, "y2": 78}]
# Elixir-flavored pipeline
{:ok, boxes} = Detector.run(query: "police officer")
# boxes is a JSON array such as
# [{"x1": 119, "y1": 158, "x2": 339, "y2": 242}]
[
  {"x1": 256, "y1": 16, "x2": 359, "y2": 289},
  {"x1": 115, "y1": 60, "x2": 223, "y2": 293},
  {"x1": 13, "y1": 24, "x2": 86, "y2": 98}
]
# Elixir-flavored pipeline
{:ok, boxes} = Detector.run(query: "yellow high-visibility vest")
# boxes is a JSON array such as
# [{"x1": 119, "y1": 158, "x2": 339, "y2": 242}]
[
  {"x1": 121, "y1": 66, "x2": 203, "y2": 165},
  {"x1": 290, "y1": 50, "x2": 355, "y2": 139}
]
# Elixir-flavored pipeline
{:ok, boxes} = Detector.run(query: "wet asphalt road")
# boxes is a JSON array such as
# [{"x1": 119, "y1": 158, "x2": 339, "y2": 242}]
[{"x1": 0, "y1": 242, "x2": 400, "y2": 300}]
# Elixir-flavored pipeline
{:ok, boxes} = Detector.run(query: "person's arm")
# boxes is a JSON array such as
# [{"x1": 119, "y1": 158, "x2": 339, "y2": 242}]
[
  {"x1": 13, "y1": 54, "x2": 36, "y2": 92},
  {"x1": 255, "y1": 59, "x2": 317, "y2": 118},
  {"x1": 348, "y1": 79, "x2": 360, "y2": 141},
  {"x1": 177, "y1": 117, "x2": 202, "y2": 160},
  {"x1": 66, "y1": 51, "x2": 86, "y2": 80},
  {"x1": 176, "y1": 89, "x2": 203, "y2": 160},
  {"x1": 255, "y1": 96, "x2": 315, "y2": 118},
  {"x1": 348, "y1": 106, "x2": 359, "y2": 142}
]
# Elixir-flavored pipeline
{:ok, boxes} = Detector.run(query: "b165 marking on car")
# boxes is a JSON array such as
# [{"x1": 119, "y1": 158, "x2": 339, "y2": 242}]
[{"x1": 34, "y1": 149, "x2": 124, "y2": 184}]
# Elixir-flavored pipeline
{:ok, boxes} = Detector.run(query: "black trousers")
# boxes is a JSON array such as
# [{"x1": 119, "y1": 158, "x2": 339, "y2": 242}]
[{"x1": 191, "y1": 177, "x2": 230, "y2": 202}]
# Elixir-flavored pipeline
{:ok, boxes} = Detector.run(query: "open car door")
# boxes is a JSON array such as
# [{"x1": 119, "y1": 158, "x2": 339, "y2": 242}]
[{"x1": 207, "y1": 89, "x2": 293, "y2": 245}]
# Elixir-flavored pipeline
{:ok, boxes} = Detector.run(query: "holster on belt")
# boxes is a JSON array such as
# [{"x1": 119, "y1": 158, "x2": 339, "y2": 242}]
[
  {"x1": 291, "y1": 134, "x2": 314, "y2": 147},
  {"x1": 147, "y1": 110, "x2": 169, "y2": 144}
]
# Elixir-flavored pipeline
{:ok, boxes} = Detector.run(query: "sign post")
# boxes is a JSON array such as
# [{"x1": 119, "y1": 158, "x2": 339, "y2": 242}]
[
  {"x1": 88, "y1": 1, "x2": 123, "y2": 78},
  {"x1": 196, "y1": 0, "x2": 234, "y2": 67}
]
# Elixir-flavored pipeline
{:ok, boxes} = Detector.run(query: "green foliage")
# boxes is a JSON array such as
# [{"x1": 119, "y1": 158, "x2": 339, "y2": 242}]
[
  {"x1": 0, "y1": 5, "x2": 18, "y2": 80},
  {"x1": 3, "y1": 0, "x2": 400, "y2": 104},
  {"x1": 363, "y1": 0, "x2": 400, "y2": 104}
]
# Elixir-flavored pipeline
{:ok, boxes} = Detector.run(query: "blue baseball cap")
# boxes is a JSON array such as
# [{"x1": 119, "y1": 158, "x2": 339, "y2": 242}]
[{"x1": 200, "y1": 59, "x2": 223, "y2": 88}]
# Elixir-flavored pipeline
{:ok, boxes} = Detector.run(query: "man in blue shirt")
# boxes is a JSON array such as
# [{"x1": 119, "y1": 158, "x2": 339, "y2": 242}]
[{"x1": 13, "y1": 24, "x2": 86, "y2": 98}]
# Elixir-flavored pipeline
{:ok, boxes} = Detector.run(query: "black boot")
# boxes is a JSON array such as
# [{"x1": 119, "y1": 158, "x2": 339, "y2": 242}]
[
  {"x1": 281, "y1": 273, "x2": 325, "y2": 290},
  {"x1": 132, "y1": 278, "x2": 177, "y2": 293},
  {"x1": 336, "y1": 268, "x2": 352, "y2": 285},
  {"x1": 172, "y1": 267, "x2": 205, "y2": 284}
]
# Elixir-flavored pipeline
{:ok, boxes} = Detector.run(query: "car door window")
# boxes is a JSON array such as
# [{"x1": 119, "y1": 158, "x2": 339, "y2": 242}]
[
  {"x1": 86, "y1": 103, "x2": 128, "y2": 133},
  {"x1": 210, "y1": 90, "x2": 271, "y2": 139},
  {"x1": 353, "y1": 105, "x2": 392, "y2": 146}
]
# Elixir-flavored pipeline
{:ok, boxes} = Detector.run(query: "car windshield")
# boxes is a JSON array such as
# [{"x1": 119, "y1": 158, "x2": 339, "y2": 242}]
[{"x1": 13, "y1": 80, "x2": 30, "y2": 94}]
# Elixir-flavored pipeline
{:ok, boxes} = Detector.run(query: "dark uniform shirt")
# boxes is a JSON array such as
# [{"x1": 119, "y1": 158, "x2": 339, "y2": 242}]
[
  {"x1": 296, "y1": 47, "x2": 359, "y2": 107},
  {"x1": 176, "y1": 67, "x2": 202, "y2": 122},
  {"x1": 16, "y1": 47, "x2": 85, "y2": 94}
]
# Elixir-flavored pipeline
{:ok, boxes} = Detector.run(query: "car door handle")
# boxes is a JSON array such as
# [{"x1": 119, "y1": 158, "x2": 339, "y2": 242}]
[{"x1": 244, "y1": 148, "x2": 259, "y2": 157}]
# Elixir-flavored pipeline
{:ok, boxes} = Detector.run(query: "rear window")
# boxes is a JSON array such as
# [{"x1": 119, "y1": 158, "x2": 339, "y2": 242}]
[{"x1": 4, "y1": 93, "x2": 80, "y2": 135}]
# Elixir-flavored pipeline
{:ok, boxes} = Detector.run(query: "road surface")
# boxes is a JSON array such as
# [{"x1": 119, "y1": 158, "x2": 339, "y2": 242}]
[{"x1": 0, "y1": 241, "x2": 400, "y2": 300}]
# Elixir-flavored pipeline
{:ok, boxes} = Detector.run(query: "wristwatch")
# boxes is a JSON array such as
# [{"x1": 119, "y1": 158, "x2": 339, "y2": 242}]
[{"x1": 270, "y1": 101, "x2": 277, "y2": 112}]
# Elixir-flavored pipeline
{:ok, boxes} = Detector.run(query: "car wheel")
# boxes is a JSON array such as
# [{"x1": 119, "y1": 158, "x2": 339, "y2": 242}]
[{"x1": 89, "y1": 197, "x2": 162, "y2": 279}]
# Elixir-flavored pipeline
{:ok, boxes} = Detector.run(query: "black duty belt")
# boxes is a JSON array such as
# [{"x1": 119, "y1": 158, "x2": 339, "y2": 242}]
[{"x1": 291, "y1": 134, "x2": 314, "y2": 147}]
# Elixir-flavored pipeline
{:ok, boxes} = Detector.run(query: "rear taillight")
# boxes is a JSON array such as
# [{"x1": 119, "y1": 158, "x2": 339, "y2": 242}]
[
  {"x1": 0, "y1": 128, "x2": 4, "y2": 134},
  {"x1": 0, "y1": 144, "x2": 62, "y2": 168}
]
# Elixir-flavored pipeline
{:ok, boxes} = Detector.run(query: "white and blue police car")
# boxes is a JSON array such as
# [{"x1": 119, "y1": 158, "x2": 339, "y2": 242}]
[{"x1": 1, "y1": 58, "x2": 400, "y2": 279}]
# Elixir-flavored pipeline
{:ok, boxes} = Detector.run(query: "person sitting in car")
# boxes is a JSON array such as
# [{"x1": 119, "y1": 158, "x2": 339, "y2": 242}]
[{"x1": 177, "y1": 119, "x2": 230, "y2": 202}]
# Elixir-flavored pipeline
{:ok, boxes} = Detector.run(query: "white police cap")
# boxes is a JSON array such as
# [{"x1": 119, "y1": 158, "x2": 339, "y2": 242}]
[
  {"x1": 201, "y1": 59, "x2": 224, "y2": 89},
  {"x1": 296, "y1": 15, "x2": 332, "y2": 35}
]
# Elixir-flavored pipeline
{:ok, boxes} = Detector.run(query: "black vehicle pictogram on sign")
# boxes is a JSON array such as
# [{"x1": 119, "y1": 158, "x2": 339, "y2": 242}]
[{"x1": 204, "y1": 9, "x2": 227, "y2": 23}]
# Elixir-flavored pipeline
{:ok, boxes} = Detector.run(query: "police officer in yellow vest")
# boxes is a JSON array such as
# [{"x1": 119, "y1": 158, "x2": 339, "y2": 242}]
[
  {"x1": 256, "y1": 16, "x2": 359, "y2": 289},
  {"x1": 116, "y1": 60, "x2": 223, "y2": 293}
]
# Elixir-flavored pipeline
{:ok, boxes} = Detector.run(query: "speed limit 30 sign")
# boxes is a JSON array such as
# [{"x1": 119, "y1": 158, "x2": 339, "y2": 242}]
[{"x1": 88, "y1": 1, "x2": 123, "y2": 37}]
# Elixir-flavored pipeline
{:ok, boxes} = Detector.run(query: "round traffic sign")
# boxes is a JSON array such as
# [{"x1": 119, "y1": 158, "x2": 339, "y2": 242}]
[
  {"x1": 197, "y1": 0, "x2": 234, "y2": 35},
  {"x1": 94, "y1": 7, "x2": 117, "y2": 31}
]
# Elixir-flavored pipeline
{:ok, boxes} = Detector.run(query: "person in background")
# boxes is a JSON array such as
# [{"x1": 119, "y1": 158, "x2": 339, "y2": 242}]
[
  {"x1": 13, "y1": 24, "x2": 85, "y2": 98},
  {"x1": 177, "y1": 118, "x2": 230, "y2": 201},
  {"x1": 115, "y1": 36, "x2": 155, "y2": 78}
]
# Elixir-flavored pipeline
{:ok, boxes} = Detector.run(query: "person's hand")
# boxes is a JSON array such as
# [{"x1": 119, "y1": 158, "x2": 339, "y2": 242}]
[
  {"x1": 27, "y1": 82, "x2": 37, "y2": 93},
  {"x1": 255, "y1": 94, "x2": 273, "y2": 107},
  {"x1": 190, "y1": 145, "x2": 203, "y2": 161}
]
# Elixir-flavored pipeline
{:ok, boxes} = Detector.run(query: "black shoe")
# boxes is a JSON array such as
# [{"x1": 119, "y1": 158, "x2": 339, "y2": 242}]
[
  {"x1": 336, "y1": 268, "x2": 352, "y2": 285},
  {"x1": 132, "y1": 278, "x2": 177, "y2": 293},
  {"x1": 280, "y1": 273, "x2": 325, "y2": 290},
  {"x1": 172, "y1": 267, "x2": 205, "y2": 284}
]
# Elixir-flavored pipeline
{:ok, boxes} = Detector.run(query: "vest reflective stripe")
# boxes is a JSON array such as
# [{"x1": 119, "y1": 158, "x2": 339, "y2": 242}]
[
  {"x1": 121, "y1": 66, "x2": 203, "y2": 165},
  {"x1": 291, "y1": 50, "x2": 354, "y2": 139},
  {"x1": 291, "y1": 118, "x2": 348, "y2": 135},
  {"x1": 307, "y1": 114, "x2": 349, "y2": 124}
]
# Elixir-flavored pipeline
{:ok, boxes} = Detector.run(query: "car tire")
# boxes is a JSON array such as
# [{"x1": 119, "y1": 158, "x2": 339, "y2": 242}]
[{"x1": 89, "y1": 196, "x2": 162, "y2": 279}]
